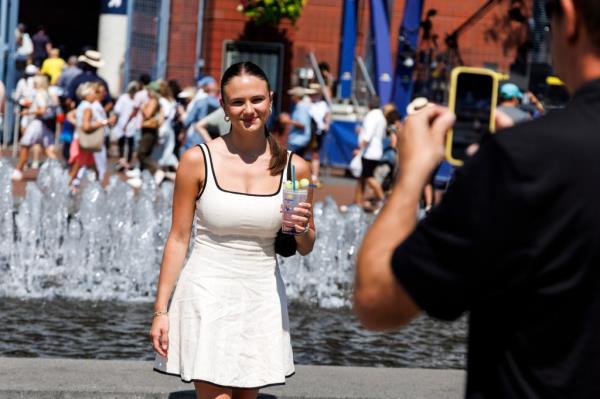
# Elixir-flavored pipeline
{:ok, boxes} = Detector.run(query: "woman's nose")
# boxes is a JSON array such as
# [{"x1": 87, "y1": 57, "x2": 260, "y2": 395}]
[{"x1": 242, "y1": 101, "x2": 253, "y2": 113}]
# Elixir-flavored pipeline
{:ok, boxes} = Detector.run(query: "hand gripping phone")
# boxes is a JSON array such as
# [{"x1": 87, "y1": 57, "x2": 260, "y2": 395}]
[{"x1": 445, "y1": 67, "x2": 499, "y2": 166}]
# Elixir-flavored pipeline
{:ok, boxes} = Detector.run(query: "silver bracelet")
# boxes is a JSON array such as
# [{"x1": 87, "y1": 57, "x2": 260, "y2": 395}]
[
  {"x1": 297, "y1": 226, "x2": 311, "y2": 236},
  {"x1": 153, "y1": 310, "x2": 168, "y2": 318}
]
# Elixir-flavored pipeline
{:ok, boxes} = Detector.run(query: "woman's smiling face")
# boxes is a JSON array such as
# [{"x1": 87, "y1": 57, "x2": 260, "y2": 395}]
[{"x1": 222, "y1": 74, "x2": 272, "y2": 134}]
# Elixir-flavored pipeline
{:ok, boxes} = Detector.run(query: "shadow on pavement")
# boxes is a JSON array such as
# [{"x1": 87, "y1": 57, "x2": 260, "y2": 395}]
[{"x1": 168, "y1": 391, "x2": 277, "y2": 398}]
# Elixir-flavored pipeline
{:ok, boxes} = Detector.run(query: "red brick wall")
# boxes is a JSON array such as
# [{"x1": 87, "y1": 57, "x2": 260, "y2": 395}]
[
  {"x1": 165, "y1": 0, "x2": 533, "y2": 93},
  {"x1": 420, "y1": 0, "x2": 533, "y2": 71},
  {"x1": 166, "y1": 0, "x2": 200, "y2": 87}
]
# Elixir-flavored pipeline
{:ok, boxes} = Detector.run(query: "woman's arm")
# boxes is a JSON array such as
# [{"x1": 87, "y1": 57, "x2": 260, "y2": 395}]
[
  {"x1": 81, "y1": 108, "x2": 105, "y2": 133},
  {"x1": 150, "y1": 147, "x2": 205, "y2": 356},
  {"x1": 291, "y1": 155, "x2": 316, "y2": 255},
  {"x1": 66, "y1": 109, "x2": 77, "y2": 125},
  {"x1": 142, "y1": 97, "x2": 159, "y2": 120}
]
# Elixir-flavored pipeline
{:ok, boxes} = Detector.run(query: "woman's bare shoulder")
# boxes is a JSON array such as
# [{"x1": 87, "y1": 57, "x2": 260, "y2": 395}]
[
  {"x1": 179, "y1": 145, "x2": 206, "y2": 176},
  {"x1": 291, "y1": 153, "x2": 311, "y2": 177}
]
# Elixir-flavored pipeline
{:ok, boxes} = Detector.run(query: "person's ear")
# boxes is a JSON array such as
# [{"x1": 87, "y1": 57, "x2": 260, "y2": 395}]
[
  {"x1": 560, "y1": 0, "x2": 578, "y2": 42},
  {"x1": 220, "y1": 98, "x2": 225, "y2": 109}
]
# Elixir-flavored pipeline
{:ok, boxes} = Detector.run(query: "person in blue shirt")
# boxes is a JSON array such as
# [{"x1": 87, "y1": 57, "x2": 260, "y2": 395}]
[
  {"x1": 279, "y1": 86, "x2": 315, "y2": 156},
  {"x1": 180, "y1": 76, "x2": 220, "y2": 154}
]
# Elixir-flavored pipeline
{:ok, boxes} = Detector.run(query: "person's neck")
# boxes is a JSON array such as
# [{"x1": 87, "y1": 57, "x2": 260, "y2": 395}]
[
  {"x1": 564, "y1": 47, "x2": 600, "y2": 93},
  {"x1": 226, "y1": 131, "x2": 268, "y2": 159}
]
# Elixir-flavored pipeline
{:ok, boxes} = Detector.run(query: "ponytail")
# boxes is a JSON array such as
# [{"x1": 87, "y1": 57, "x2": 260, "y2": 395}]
[{"x1": 266, "y1": 129, "x2": 287, "y2": 176}]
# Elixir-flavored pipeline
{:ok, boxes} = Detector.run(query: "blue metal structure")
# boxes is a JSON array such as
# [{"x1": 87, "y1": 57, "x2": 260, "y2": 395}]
[
  {"x1": 4, "y1": 0, "x2": 19, "y2": 146},
  {"x1": 338, "y1": 0, "x2": 357, "y2": 100},
  {"x1": 370, "y1": 0, "x2": 394, "y2": 105},
  {"x1": 392, "y1": 0, "x2": 423, "y2": 116}
]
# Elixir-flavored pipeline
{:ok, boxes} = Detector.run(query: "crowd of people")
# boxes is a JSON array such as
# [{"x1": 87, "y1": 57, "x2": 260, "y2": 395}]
[
  {"x1": 348, "y1": 78, "x2": 547, "y2": 214},
  {"x1": 8, "y1": 26, "x2": 335, "y2": 194},
  {"x1": 8, "y1": 30, "x2": 236, "y2": 190}
]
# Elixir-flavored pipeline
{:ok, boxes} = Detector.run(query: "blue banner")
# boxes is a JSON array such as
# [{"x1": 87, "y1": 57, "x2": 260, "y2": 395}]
[
  {"x1": 392, "y1": 0, "x2": 423, "y2": 116},
  {"x1": 101, "y1": 0, "x2": 128, "y2": 15},
  {"x1": 338, "y1": 0, "x2": 357, "y2": 99},
  {"x1": 322, "y1": 120, "x2": 358, "y2": 167},
  {"x1": 370, "y1": 0, "x2": 394, "y2": 105}
]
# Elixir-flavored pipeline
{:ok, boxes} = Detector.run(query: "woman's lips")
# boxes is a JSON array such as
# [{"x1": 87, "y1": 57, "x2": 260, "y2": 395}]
[{"x1": 242, "y1": 117, "x2": 256, "y2": 124}]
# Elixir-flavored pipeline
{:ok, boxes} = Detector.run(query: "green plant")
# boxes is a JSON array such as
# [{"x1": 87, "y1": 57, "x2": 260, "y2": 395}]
[{"x1": 237, "y1": 0, "x2": 306, "y2": 26}]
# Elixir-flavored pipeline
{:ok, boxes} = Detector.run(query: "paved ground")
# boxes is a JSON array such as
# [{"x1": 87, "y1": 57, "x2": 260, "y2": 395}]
[{"x1": 0, "y1": 357, "x2": 465, "y2": 399}]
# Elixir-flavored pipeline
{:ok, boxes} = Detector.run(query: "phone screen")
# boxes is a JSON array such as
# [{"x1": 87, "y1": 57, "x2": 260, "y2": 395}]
[{"x1": 451, "y1": 73, "x2": 494, "y2": 161}]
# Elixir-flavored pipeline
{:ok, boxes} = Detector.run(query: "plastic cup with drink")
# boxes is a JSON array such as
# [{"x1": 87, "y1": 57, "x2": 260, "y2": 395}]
[{"x1": 281, "y1": 166, "x2": 312, "y2": 235}]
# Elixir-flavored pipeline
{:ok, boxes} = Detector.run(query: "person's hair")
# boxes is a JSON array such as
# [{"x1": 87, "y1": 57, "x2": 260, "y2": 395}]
[
  {"x1": 139, "y1": 73, "x2": 151, "y2": 86},
  {"x1": 318, "y1": 62, "x2": 330, "y2": 73},
  {"x1": 33, "y1": 75, "x2": 49, "y2": 91},
  {"x1": 168, "y1": 79, "x2": 182, "y2": 99},
  {"x1": 158, "y1": 79, "x2": 174, "y2": 100},
  {"x1": 382, "y1": 102, "x2": 397, "y2": 118},
  {"x1": 220, "y1": 61, "x2": 287, "y2": 176},
  {"x1": 127, "y1": 81, "x2": 140, "y2": 96},
  {"x1": 368, "y1": 96, "x2": 381, "y2": 110},
  {"x1": 385, "y1": 109, "x2": 401, "y2": 125},
  {"x1": 76, "y1": 82, "x2": 95, "y2": 100}
]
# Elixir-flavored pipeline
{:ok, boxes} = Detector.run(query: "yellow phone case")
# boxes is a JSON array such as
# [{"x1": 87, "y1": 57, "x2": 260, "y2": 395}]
[{"x1": 445, "y1": 66, "x2": 499, "y2": 166}]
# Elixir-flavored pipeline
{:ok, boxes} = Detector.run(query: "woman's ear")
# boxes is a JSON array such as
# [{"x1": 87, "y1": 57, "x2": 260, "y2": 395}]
[{"x1": 220, "y1": 98, "x2": 225, "y2": 109}]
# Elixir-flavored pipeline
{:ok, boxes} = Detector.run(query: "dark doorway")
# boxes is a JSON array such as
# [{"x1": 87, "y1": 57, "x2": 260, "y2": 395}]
[{"x1": 19, "y1": 0, "x2": 101, "y2": 58}]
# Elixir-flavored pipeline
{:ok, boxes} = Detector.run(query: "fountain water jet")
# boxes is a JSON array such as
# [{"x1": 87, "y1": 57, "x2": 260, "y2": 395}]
[{"x1": 0, "y1": 161, "x2": 371, "y2": 307}]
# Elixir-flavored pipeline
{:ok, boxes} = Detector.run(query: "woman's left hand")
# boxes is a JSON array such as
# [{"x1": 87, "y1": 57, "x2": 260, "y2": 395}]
[{"x1": 284, "y1": 202, "x2": 312, "y2": 235}]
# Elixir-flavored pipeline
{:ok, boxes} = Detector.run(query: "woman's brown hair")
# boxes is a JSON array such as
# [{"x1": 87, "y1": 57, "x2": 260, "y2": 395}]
[{"x1": 220, "y1": 61, "x2": 287, "y2": 176}]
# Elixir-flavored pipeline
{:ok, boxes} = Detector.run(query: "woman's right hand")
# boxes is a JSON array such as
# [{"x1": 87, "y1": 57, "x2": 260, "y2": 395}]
[{"x1": 150, "y1": 315, "x2": 169, "y2": 357}]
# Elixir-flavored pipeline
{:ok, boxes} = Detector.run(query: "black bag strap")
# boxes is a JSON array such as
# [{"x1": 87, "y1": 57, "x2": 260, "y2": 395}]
[{"x1": 286, "y1": 150, "x2": 294, "y2": 181}]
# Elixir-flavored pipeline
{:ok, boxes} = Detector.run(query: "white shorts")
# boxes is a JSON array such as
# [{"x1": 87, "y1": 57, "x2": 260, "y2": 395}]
[{"x1": 20, "y1": 119, "x2": 55, "y2": 148}]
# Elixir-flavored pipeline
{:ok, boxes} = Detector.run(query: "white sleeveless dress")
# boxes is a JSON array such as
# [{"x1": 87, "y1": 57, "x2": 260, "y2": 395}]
[{"x1": 154, "y1": 144, "x2": 295, "y2": 388}]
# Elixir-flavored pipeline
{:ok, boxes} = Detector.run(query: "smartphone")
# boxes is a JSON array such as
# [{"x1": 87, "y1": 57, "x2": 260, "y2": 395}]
[{"x1": 445, "y1": 67, "x2": 499, "y2": 166}]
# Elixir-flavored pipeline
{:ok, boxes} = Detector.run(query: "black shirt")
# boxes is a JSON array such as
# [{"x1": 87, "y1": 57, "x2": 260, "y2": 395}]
[
  {"x1": 392, "y1": 79, "x2": 600, "y2": 398},
  {"x1": 67, "y1": 71, "x2": 113, "y2": 106}
]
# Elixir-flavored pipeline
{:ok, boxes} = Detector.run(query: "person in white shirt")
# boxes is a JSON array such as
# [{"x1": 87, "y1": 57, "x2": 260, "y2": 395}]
[
  {"x1": 91, "y1": 83, "x2": 115, "y2": 183},
  {"x1": 308, "y1": 85, "x2": 330, "y2": 186},
  {"x1": 354, "y1": 96, "x2": 386, "y2": 210},
  {"x1": 112, "y1": 81, "x2": 140, "y2": 170}
]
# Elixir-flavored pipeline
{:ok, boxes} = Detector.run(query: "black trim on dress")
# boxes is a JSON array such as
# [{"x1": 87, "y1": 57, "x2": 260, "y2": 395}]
[
  {"x1": 153, "y1": 368, "x2": 295, "y2": 389},
  {"x1": 196, "y1": 144, "x2": 208, "y2": 200},
  {"x1": 204, "y1": 144, "x2": 285, "y2": 197}
]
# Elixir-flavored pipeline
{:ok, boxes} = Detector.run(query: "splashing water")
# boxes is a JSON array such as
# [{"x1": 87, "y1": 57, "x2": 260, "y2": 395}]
[{"x1": 0, "y1": 161, "x2": 372, "y2": 307}]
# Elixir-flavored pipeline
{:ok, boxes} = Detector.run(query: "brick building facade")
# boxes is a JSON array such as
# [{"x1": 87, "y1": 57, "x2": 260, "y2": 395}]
[{"x1": 165, "y1": 0, "x2": 533, "y2": 98}]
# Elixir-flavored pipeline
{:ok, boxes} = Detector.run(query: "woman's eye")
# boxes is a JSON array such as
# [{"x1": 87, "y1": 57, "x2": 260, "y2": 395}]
[
  {"x1": 252, "y1": 98, "x2": 265, "y2": 104},
  {"x1": 231, "y1": 101, "x2": 244, "y2": 106}
]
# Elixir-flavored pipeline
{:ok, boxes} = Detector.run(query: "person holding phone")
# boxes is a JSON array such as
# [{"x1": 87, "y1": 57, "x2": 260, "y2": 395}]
[
  {"x1": 355, "y1": 0, "x2": 600, "y2": 397},
  {"x1": 150, "y1": 61, "x2": 315, "y2": 399}
]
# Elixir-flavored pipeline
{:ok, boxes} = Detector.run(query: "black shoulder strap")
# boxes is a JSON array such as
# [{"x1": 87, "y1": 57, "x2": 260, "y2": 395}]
[{"x1": 286, "y1": 151, "x2": 294, "y2": 180}]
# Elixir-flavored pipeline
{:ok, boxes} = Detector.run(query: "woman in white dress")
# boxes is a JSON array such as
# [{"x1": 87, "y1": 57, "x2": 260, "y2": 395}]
[{"x1": 150, "y1": 62, "x2": 315, "y2": 399}]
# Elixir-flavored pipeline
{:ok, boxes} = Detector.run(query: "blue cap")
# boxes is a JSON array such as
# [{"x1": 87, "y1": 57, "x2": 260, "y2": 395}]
[
  {"x1": 500, "y1": 83, "x2": 523, "y2": 100},
  {"x1": 197, "y1": 76, "x2": 216, "y2": 87}
]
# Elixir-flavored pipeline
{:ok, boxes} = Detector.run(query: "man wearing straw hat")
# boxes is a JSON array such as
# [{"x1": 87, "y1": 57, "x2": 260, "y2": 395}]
[{"x1": 67, "y1": 50, "x2": 112, "y2": 110}]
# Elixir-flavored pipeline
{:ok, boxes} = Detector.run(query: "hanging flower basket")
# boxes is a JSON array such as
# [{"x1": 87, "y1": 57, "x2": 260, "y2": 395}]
[{"x1": 237, "y1": 0, "x2": 306, "y2": 26}]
